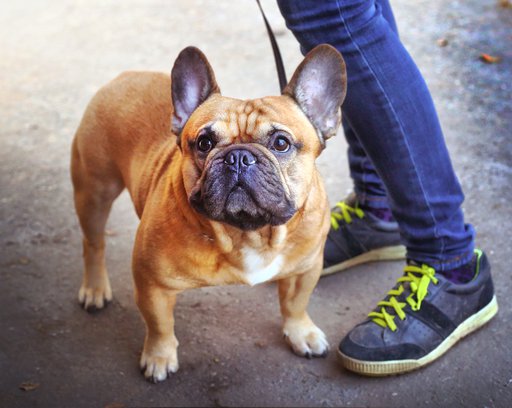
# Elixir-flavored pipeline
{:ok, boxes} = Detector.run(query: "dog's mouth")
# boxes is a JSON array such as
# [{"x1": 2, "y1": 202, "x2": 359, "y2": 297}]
[
  {"x1": 191, "y1": 183, "x2": 294, "y2": 231},
  {"x1": 189, "y1": 148, "x2": 296, "y2": 231}
]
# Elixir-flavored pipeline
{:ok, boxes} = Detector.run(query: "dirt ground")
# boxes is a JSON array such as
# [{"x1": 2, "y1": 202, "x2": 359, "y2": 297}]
[{"x1": 1, "y1": 0, "x2": 511, "y2": 407}]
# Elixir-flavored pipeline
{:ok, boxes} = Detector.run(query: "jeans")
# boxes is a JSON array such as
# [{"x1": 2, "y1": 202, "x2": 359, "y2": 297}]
[{"x1": 277, "y1": 0, "x2": 474, "y2": 270}]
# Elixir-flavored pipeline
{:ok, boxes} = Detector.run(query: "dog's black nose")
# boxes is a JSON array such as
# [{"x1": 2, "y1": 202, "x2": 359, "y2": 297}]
[{"x1": 224, "y1": 149, "x2": 257, "y2": 171}]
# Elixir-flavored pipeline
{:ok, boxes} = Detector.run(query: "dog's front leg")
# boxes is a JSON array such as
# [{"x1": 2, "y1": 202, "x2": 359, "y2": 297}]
[
  {"x1": 134, "y1": 277, "x2": 180, "y2": 383},
  {"x1": 277, "y1": 260, "x2": 329, "y2": 358}
]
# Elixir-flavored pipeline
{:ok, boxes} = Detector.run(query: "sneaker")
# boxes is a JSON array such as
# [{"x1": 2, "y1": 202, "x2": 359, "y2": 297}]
[
  {"x1": 323, "y1": 193, "x2": 406, "y2": 276},
  {"x1": 338, "y1": 249, "x2": 498, "y2": 376}
]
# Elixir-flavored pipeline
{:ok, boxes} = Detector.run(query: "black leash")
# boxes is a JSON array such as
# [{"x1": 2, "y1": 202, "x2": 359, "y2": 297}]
[{"x1": 255, "y1": 0, "x2": 288, "y2": 93}]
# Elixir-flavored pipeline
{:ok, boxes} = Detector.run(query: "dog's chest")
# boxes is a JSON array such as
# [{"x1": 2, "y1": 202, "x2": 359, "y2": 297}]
[{"x1": 239, "y1": 248, "x2": 283, "y2": 286}]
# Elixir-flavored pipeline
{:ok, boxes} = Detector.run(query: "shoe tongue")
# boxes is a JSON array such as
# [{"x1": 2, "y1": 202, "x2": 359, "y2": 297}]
[
  {"x1": 344, "y1": 192, "x2": 358, "y2": 207},
  {"x1": 381, "y1": 263, "x2": 419, "y2": 306},
  {"x1": 374, "y1": 262, "x2": 436, "y2": 324},
  {"x1": 407, "y1": 259, "x2": 421, "y2": 267}
]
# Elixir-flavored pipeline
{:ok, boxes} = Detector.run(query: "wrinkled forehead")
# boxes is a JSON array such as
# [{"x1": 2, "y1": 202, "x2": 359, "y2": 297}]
[
  {"x1": 187, "y1": 94, "x2": 315, "y2": 142},
  {"x1": 211, "y1": 98, "x2": 276, "y2": 140}
]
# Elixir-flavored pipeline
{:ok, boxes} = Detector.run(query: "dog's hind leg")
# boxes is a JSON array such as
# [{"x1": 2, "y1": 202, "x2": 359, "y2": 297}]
[{"x1": 71, "y1": 137, "x2": 124, "y2": 312}]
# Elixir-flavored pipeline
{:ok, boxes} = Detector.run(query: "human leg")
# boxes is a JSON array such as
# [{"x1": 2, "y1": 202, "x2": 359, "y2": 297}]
[
  {"x1": 277, "y1": 0, "x2": 497, "y2": 375},
  {"x1": 344, "y1": 0, "x2": 397, "y2": 212},
  {"x1": 277, "y1": 0, "x2": 473, "y2": 270}
]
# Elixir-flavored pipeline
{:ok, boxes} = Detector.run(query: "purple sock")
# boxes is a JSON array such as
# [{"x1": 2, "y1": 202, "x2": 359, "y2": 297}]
[
  {"x1": 439, "y1": 255, "x2": 476, "y2": 284},
  {"x1": 361, "y1": 205, "x2": 395, "y2": 222}
]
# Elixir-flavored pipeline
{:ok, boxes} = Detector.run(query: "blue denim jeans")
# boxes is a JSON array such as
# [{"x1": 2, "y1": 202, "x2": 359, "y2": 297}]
[{"x1": 277, "y1": 0, "x2": 474, "y2": 270}]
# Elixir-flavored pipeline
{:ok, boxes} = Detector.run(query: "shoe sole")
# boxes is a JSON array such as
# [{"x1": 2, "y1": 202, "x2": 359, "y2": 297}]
[
  {"x1": 338, "y1": 295, "x2": 499, "y2": 376},
  {"x1": 322, "y1": 245, "x2": 406, "y2": 276}
]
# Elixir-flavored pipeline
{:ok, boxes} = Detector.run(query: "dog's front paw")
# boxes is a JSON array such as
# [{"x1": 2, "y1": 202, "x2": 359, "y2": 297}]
[
  {"x1": 140, "y1": 337, "x2": 179, "y2": 383},
  {"x1": 283, "y1": 316, "x2": 329, "y2": 358},
  {"x1": 78, "y1": 278, "x2": 112, "y2": 312}
]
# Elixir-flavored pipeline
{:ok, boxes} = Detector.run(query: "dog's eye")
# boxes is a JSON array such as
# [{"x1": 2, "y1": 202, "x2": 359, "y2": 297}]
[
  {"x1": 272, "y1": 136, "x2": 291, "y2": 153},
  {"x1": 197, "y1": 135, "x2": 215, "y2": 153}
]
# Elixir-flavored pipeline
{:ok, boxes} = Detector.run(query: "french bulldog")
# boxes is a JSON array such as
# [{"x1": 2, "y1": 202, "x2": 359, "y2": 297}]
[{"x1": 71, "y1": 44, "x2": 346, "y2": 382}]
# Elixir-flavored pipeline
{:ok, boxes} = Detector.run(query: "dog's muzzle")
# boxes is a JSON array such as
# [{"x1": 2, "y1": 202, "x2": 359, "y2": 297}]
[{"x1": 190, "y1": 145, "x2": 296, "y2": 230}]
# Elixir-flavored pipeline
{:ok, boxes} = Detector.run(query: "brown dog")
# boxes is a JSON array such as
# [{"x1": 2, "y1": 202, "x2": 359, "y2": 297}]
[{"x1": 71, "y1": 44, "x2": 346, "y2": 382}]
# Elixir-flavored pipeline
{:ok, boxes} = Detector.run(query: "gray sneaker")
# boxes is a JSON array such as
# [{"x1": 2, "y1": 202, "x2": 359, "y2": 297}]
[
  {"x1": 338, "y1": 249, "x2": 498, "y2": 376},
  {"x1": 323, "y1": 194, "x2": 406, "y2": 276}
]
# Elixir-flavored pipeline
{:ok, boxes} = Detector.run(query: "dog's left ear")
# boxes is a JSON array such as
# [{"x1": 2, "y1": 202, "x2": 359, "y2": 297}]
[
  {"x1": 171, "y1": 46, "x2": 220, "y2": 140},
  {"x1": 283, "y1": 44, "x2": 347, "y2": 146}
]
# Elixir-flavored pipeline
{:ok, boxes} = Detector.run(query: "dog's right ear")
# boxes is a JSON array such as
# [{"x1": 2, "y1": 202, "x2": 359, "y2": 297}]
[{"x1": 171, "y1": 46, "x2": 220, "y2": 142}]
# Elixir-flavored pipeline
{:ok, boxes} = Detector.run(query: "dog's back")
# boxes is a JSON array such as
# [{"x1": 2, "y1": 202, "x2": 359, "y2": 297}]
[
  {"x1": 71, "y1": 72, "x2": 173, "y2": 187},
  {"x1": 71, "y1": 71, "x2": 177, "y2": 215}
]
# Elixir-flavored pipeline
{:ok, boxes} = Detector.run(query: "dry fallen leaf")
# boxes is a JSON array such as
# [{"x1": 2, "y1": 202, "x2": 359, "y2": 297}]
[
  {"x1": 254, "y1": 340, "x2": 267, "y2": 348},
  {"x1": 19, "y1": 382, "x2": 40, "y2": 391},
  {"x1": 480, "y1": 53, "x2": 502, "y2": 64},
  {"x1": 437, "y1": 38, "x2": 449, "y2": 47}
]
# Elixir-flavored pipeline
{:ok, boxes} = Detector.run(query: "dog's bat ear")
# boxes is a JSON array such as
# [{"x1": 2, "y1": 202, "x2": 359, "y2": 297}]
[
  {"x1": 171, "y1": 46, "x2": 220, "y2": 140},
  {"x1": 283, "y1": 44, "x2": 347, "y2": 147}
]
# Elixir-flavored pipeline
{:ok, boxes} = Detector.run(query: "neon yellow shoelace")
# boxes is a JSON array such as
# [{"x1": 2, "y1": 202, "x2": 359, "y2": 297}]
[
  {"x1": 369, "y1": 263, "x2": 439, "y2": 332},
  {"x1": 330, "y1": 201, "x2": 365, "y2": 230}
]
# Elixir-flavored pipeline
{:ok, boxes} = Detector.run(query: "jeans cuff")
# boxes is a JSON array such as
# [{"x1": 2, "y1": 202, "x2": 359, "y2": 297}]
[{"x1": 406, "y1": 247, "x2": 475, "y2": 271}]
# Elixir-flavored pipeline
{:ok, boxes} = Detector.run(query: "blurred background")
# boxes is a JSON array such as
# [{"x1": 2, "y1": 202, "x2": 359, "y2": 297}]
[{"x1": 0, "y1": 0, "x2": 511, "y2": 407}]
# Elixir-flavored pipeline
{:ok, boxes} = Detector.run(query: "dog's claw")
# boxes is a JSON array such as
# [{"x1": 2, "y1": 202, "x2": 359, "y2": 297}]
[
  {"x1": 85, "y1": 304, "x2": 99, "y2": 314},
  {"x1": 83, "y1": 299, "x2": 111, "y2": 314},
  {"x1": 143, "y1": 369, "x2": 171, "y2": 384},
  {"x1": 145, "y1": 365, "x2": 179, "y2": 383},
  {"x1": 139, "y1": 344, "x2": 179, "y2": 383},
  {"x1": 148, "y1": 375, "x2": 160, "y2": 384},
  {"x1": 78, "y1": 283, "x2": 112, "y2": 312},
  {"x1": 283, "y1": 319, "x2": 329, "y2": 359}
]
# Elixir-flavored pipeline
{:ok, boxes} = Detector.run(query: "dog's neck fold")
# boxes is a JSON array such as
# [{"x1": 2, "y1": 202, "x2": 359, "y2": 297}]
[
  {"x1": 208, "y1": 221, "x2": 287, "y2": 255},
  {"x1": 209, "y1": 221, "x2": 234, "y2": 253}
]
